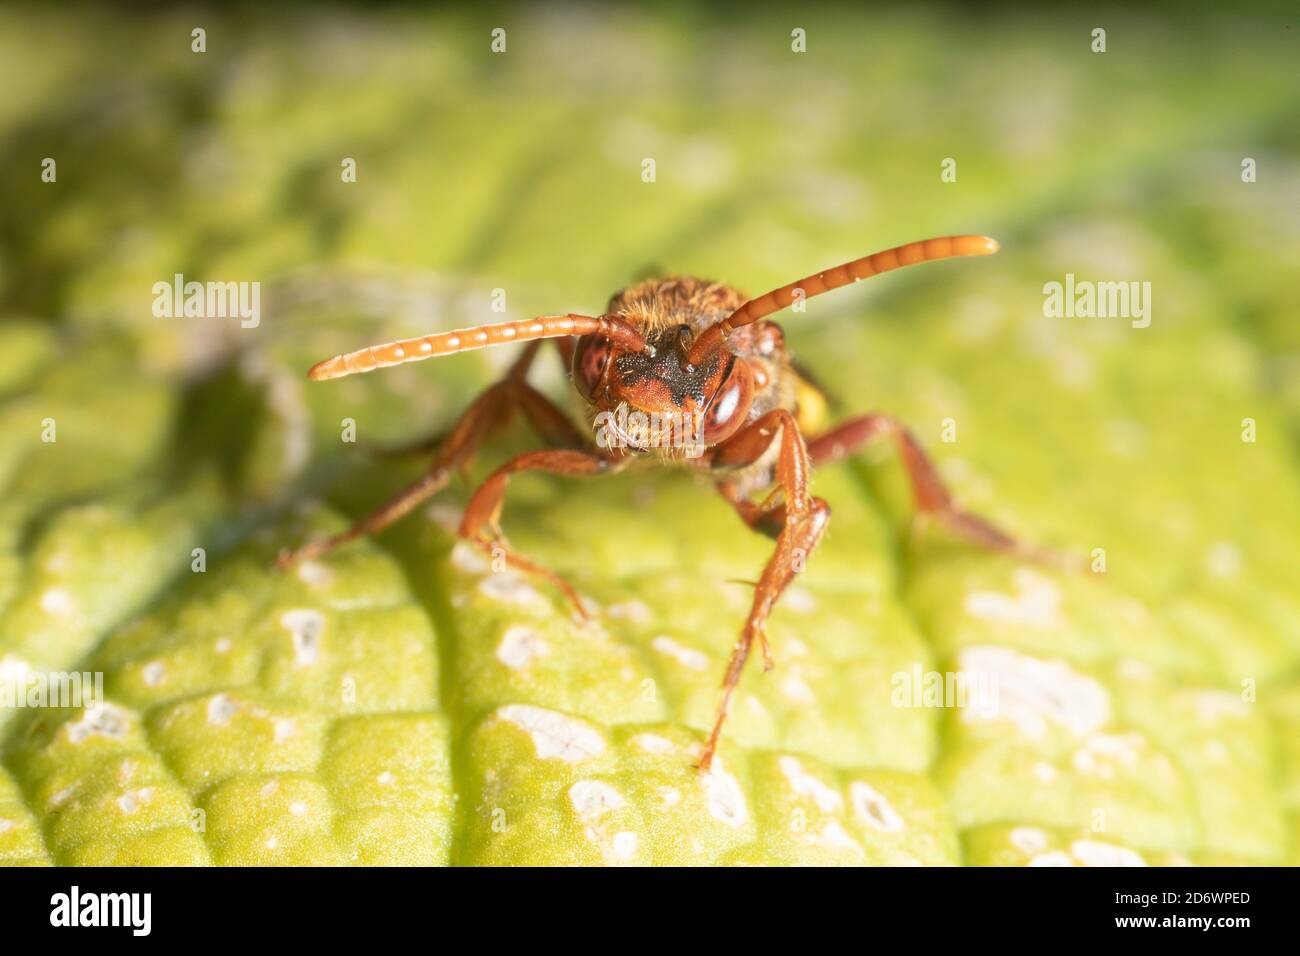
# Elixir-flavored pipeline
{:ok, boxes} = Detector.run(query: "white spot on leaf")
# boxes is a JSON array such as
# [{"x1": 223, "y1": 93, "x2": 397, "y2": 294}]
[
  {"x1": 633, "y1": 733, "x2": 675, "y2": 754},
  {"x1": 780, "y1": 674, "x2": 815, "y2": 703},
  {"x1": 479, "y1": 574, "x2": 548, "y2": 609},
  {"x1": 1194, "y1": 691, "x2": 1249, "y2": 724},
  {"x1": 1070, "y1": 840, "x2": 1146, "y2": 867},
  {"x1": 783, "y1": 587, "x2": 817, "y2": 614},
  {"x1": 702, "y1": 758, "x2": 748, "y2": 828},
  {"x1": 958, "y1": 646, "x2": 1109, "y2": 739},
  {"x1": 964, "y1": 568, "x2": 1062, "y2": 628},
  {"x1": 496, "y1": 625, "x2": 548, "y2": 669},
  {"x1": 612, "y1": 831, "x2": 638, "y2": 861},
  {"x1": 498, "y1": 705, "x2": 605, "y2": 762},
  {"x1": 1072, "y1": 732, "x2": 1146, "y2": 779},
  {"x1": 779, "y1": 756, "x2": 843, "y2": 813},
  {"x1": 569, "y1": 780, "x2": 626, "y2": 819},
  {"x1": 425, "y1": 504, "x2": 462, "y2": 533},
  {"x1": 849, "y1": 781, "x2": 904, "y2": 833},
  {"x1": 66, "y1": 705, "x2": 129, "y2": 743},
  {"x1": 1010, "y1": 826, "x2": 1048, "y2": 854},
  {"x1": 605, "y1": 600, "x2": 652, "y2": 624},
  {"x1": 281, "y1": 609, "x2": 324, "y2": 666},
  {"x1": 207, "y1": 693, "x2": 237, "y2": 726},
  {"x1": 451, "y1": 541, "x2": 489, "y2": 574},
  {"x1": 296, "y1": 560, "x2": 332, "y2": 586},
  {"x1": 0, "y1": 656, "x2": 31, "y2": 687},
  {"x1": 1118, "y1": 658, "x2": 1154, "y2": 681},
  {"x1": 1028, "y1": 850, "x2": 1075, "y2": 866},
  {"x1": 39, "y1": 587, "x2": 77, "y2": 617},
  {"x1": 1204, "y1": 541, "x2": 1242, "y2": 578},
  {"x1": 651, "y1": 636, "x2": 709, "y2": 671}
]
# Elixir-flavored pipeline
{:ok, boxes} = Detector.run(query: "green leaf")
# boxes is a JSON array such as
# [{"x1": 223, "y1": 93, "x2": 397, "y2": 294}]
[{"x1": 0, "y1": 4, "x2": 1296, "y2": 866}]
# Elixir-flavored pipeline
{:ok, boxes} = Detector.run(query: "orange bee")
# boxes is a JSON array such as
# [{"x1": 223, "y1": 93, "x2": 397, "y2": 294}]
[{"x1": 282, "y1": 235, "x2": 1055, "y2": 770}]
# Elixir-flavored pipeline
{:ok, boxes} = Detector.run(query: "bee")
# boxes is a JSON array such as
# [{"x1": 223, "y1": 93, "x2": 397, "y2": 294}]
[{"x1": 281, "y1": 235, "x2": 1057, "y2": 771}]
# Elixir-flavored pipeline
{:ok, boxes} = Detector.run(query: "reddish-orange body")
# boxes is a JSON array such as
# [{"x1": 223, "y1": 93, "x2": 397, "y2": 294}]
[{"x1": 285, "y1": 235, "x2": 1053, "y2": 771}]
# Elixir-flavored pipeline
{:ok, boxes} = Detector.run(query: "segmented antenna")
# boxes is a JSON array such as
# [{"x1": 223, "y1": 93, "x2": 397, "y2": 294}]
[
  {"x1": 308, "y1": 314, "x2": 649, "y2": 381},
  {"x1": 686, "y1": 235, "x2": 999, "y2": 366}
]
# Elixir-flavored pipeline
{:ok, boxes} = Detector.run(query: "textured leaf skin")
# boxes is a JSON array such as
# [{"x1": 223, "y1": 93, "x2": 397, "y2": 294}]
[{"x1": 1, "y1": 6, "x2": 1298, "y2": 866}]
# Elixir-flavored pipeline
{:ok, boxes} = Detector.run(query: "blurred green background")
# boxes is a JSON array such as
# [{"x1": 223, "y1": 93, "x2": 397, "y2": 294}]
[{"x1": 0, "y1": 2, "x2": 1297, "y2": 865}]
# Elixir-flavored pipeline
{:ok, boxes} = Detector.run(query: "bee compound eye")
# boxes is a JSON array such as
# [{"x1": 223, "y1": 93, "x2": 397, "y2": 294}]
[
  {"x1": 701, "y1": 358, "x2": 754, "y2": 444},
  {"x1": 573, "y1": 334, "x2": 612, "y2": 401}
]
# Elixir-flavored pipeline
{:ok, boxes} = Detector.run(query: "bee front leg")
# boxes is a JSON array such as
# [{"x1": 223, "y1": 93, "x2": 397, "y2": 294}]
[
  {"x1": 457, "y1": 449, "x2": 622, "y2": 620},
  {"x1": 701, "y1": 410, "x2": 831, "y2": 773},
  {"x1": 278, "y1": 342, "x2": 588, "y2": 569}
]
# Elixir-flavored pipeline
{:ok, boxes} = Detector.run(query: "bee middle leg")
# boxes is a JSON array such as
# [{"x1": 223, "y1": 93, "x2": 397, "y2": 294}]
[
  {"x1": 277, "y1": 342, "x2": 587, "y2": 568},
  {"x1": 804, "y1": 413, "x2": 1071, "y2": 566},
  {"x1": 364, "y1": 340, "x2": 578, "y2": 458},
  {"x1": 701, "y1": 409, "x2": 831, "y2": 772}
]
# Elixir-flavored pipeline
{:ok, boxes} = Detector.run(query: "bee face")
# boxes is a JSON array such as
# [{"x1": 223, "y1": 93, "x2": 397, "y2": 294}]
[{"x1": 575, "y1": 323, "x2": 755, "y2": 452}]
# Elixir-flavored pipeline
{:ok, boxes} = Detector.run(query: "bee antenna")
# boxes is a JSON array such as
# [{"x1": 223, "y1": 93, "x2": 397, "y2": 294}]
[
  {"x1": 308, "y1": 313, "x2": 649, "y2": 381},
  {"x1": 686, "y1": 235, "x2": 999, "y2": 366}
]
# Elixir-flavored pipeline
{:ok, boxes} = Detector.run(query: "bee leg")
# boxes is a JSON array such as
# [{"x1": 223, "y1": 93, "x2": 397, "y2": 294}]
[
  {"x1": 806, "y1": 414, "x2": 1076, "y2": 569},
  {"x1": 714, "y1": 482, "x2": 787, "y2": 670},
  {"x1": 457, "y1": 449, "x2": 621, "y2": 620},
  {"x1": 365, "y1": 430, "x2": 452, "y2": 460},
  {"x1": 366, "y1": 340, "x2": 585, "y2": 460},
  {"x1": 701, "y1": 410, "x2": 831, "y2": 773},
  {"x1": 717, "y1": 480, "x2": 787, "y2": 541},
  {"x1": 278, "y1": 343, "x2": 586, "y2": 568}
]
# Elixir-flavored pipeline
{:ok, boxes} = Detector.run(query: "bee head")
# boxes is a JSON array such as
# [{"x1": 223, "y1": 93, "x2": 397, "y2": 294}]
[{"x1": 575, "y1": 323, "x2": 753, "y2": 451}]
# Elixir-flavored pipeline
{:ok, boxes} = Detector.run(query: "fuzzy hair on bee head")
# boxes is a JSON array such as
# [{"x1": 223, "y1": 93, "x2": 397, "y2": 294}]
[{"x1": 606, "y1": 276, "x2": 747, "y2": 337}]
